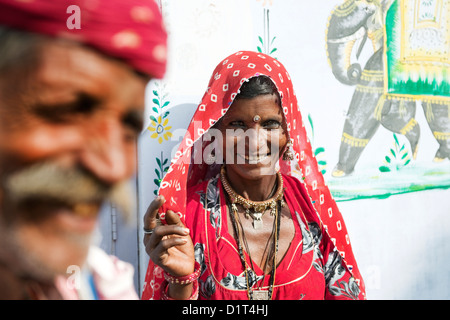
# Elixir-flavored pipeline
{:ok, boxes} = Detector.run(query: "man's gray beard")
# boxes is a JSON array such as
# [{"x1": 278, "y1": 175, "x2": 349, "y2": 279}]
[
  {"x1": 0, "y1": 161, "x2": 135, "y2": 281},
  {"x1": 4, "y1": 161, "x2": 135, "y2": 222}
]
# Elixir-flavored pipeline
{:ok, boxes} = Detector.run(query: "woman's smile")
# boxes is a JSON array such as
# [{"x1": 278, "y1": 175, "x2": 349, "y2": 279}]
[{"x1": 238, "y1": 152, "x2": 270, "y2": 163}]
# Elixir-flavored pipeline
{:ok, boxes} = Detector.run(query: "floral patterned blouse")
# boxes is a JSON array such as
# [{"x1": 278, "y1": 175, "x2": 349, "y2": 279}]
[{"x1": 142, "y1": 173, "x2": 363, "y2": 300}]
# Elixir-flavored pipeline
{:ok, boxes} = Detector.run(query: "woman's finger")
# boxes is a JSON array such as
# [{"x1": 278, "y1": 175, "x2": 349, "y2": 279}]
[
  {"x1": 145, "y1": 224, "x2": 189, "y2": 253},
  {"x1": 164, "y1": 209, "x2": 183, "y2": 226},
  {"x1": 158, "y1": 237, "x2": 188, "y2": 252},
  {"x1": 143, "y1": 195, "x2": 165, "y2": 231}
]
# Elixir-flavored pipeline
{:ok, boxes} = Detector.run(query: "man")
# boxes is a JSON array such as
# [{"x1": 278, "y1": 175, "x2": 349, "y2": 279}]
[{"x1": 0, "y1": 0, "x2": 167, "y2": 299}]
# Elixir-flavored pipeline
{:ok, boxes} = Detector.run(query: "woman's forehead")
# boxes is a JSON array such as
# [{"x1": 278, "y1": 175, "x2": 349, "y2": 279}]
[{"x1": 227, "y1": 94, "x2": 282, "y2": 115}]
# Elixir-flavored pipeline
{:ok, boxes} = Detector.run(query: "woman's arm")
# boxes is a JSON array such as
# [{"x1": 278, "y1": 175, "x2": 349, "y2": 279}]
[{"x1": 142, "y1": 196, "x2": 196, "y2": 300}]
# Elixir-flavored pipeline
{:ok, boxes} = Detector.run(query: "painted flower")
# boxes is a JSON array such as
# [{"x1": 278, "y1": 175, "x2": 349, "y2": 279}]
[{"x1": 148, "y1": 115, "x2": 172, "y2": 144}]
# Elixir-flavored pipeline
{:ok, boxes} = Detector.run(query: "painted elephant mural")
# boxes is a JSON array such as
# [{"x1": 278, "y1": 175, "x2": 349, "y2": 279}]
[{"x1": 326, "y1": 0, "x2": 450, "y2": 177}]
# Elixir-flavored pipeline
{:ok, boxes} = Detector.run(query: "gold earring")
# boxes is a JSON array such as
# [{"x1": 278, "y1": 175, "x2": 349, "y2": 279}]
[
  {"x1": 205, "y1": 152, "x2": 216, "y2": 165},
  {"x1": 283, "y1": 141, "x2": 294, "y2": 161}
]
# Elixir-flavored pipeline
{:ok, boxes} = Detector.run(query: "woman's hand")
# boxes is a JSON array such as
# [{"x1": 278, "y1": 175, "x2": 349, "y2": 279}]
[{"x1": 143, "y1": 196, "x2": 195, "y2": 299}]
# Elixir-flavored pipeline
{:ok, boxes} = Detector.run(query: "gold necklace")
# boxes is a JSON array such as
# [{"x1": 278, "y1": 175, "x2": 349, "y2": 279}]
[{"x1": 220, "y1": 166, "x2": 285, "y2": 230}]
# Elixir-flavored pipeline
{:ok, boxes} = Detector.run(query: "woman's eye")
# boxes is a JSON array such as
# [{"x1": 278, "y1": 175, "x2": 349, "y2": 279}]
[
  {"x1": 229, "y1": 121, "x2": 246, "y2": 128},
  {"x1": 263, "y1": 120, "x2": 281, "y2": 129}
]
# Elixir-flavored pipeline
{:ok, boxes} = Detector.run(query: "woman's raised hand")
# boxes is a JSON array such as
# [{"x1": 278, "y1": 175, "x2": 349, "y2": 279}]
[{"x1": 143, "y1": 196, "x2": 195, "y2": 278}]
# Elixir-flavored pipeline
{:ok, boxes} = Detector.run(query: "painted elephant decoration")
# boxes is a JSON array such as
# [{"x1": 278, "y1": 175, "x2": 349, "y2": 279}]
[{"x1": 326, "y1": 0, "x2": 450, "y2": 177}]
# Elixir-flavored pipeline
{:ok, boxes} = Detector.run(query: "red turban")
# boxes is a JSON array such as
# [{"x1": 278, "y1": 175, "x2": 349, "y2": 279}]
[{"x1": 0, "y1": 0, "x2": 167, "y2": 78}]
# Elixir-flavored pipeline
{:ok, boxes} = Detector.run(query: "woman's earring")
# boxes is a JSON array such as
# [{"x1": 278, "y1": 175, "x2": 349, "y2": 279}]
[
  {"x1": 283, "y1": 141, "x2": 294, "y2": 161},
  {"x1": 205, "y1": 152, "x2": 216, "y2": 165},
  {"x1": 205, "y1": 139, "x2": 218, "y2": 165}
]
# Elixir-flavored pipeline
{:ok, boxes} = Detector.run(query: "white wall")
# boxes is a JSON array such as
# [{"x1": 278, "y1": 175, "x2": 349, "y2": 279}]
[{"x1": 340, "y1": 189, "x2": 450, "y2": 299}]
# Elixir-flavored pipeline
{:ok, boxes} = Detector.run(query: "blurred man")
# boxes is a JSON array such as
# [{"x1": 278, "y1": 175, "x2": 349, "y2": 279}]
[{"x1": 0, "y1": 0, "x2": 166, "y2": 299}]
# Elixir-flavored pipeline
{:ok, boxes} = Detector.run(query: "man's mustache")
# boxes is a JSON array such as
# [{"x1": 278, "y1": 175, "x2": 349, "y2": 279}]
[{"x1": 4, "y1": 162, "x2": 134, "y2": 222}]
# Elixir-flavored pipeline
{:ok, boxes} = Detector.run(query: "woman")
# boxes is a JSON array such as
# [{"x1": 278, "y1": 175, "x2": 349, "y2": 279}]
[{"x1": 142, "y1": 51, "x2": 365, "y2": 300}]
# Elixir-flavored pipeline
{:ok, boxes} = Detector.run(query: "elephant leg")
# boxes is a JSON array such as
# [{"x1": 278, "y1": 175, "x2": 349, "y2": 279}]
[
  {"x1": 332, "y1": 48, "x2": 385, "y2": 177},
  {"x1": 332, "y1": 90, "x2": 382, "y2": 177},
  {"x1": 379, "y1": 99, "x2": 420, "y2": 159},
  {"x1": 421, "y1": 102, "x2": 450, "y2": 161}
]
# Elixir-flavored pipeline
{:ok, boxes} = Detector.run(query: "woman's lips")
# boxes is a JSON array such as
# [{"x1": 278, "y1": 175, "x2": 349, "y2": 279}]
[{"x1": 236, "y1": 153, "x2": 271, "y2": 163}]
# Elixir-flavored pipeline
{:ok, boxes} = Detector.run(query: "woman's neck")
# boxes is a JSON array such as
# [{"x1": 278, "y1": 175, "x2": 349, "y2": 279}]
[{"x1": 223, "y1": 167, "x2": 278, "y2": 201}]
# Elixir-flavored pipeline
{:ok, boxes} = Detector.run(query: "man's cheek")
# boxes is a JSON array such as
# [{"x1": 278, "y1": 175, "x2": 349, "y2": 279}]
[{"x1": 0, "y1": 126, "x2": 85, "y2": 163}]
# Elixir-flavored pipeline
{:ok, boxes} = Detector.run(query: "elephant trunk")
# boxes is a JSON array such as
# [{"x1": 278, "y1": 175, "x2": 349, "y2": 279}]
[
  {"x1": 325, "y1": 0, "x2": 378, "y2": 85},
  {"x1": 326, "y1": 33, "x2": 364, "y2": 85}
]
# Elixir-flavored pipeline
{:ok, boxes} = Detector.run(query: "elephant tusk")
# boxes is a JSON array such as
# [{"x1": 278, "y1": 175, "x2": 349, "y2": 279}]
[
  {"x1": 326, "y1": 27, "x2": 367, "y2": 44},
  {"x1": 356, "y1": 27, "x2": 368, "y2": 59}
]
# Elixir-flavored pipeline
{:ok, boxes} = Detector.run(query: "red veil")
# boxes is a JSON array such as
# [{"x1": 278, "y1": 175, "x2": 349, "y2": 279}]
[{"x1": 156, "y1": 51, "x2": 365, "y2": 296}]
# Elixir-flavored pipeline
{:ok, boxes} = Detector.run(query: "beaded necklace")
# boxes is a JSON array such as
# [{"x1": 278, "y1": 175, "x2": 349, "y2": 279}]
[{"x1": 220, "y1": 166, "x2": 285, "y2": 230}]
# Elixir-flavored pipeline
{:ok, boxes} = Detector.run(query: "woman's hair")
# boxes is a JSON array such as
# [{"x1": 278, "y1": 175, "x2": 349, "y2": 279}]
[{"x1": 235, "y1": 75, "x2": 280, "y2": 102}]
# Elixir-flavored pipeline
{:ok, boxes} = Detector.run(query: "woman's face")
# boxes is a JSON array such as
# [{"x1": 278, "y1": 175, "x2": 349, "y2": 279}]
[{"x1": 217, "y1": 93, "x2": 288, "y2": 180}]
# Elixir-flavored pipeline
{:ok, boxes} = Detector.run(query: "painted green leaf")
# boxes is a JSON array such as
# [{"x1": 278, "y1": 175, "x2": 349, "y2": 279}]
[
  {"x1": 153, "y1": 90, "x2": 159, "y2": 97},
  {"x1": 271, "y1": 36, "x2": 277, "y2": 45},
  {"x1": 162, "y1": 101, "x2": 170, "y2": 108},
  {"x1": 163, "y1": 111, "x2": 170, "y2": 119},
  {"x1": 258, "y1": 36, "x2": 264, "y2": 45},
  {"x1": 156, "y1": 157, "x2": 161, "y2": 167},
  {"x1": 401, "y1": 152, "x2": 408, "y2": 160},
  {"x1": 308, "y1": 114, "x2": 314, "y2": 136},
  {"x1": 150, "y1": 115, "x2": 157, "y2": 123},
  {"x1": 163, "y1": 158, "x2": 168, "y2": 165},
  {"x1": 385, "y1": 156, "x2": 391, "y2": 163},
  {"x1": 257, "y1": 46, "x2": 262, "y2": 53},
  {"x1": 318, "y1": 160, "x2": 327, "y2": 165},
  {"x1": 390, "y1": 148, "x2": 396, "y2": 157},
  {"x1": 270, "y1": 48, "x2": 278, "y2": 54},
  {"x1": 155, "y1": 169, "x2": 160, "y2": 179},
  {"x1": 404, "y1": 159, "x2": 411, "y2": 166},
  {"x1": 152, "y1": 107, "x2": 158, "y2": 113},
  {"x1": 393, "y1": 134, "x2": 399, "y2": 146},
  {"x1": 154, "y1": 178, "x2": 160, "y2": 186},
  {"x1": 152, "y1": 98, "x2": 160, "y2": 106},
  {"x1": 379, "y1": 166, "x2": 391, "y2": 172},
  {"x1": 314, "y1": 147, "x2": 324, "y2": 156}
]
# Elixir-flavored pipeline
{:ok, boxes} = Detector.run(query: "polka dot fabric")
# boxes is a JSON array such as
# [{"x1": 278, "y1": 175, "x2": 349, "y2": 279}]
[
  {"x1": 0, "y1": 0, "x2": 167, "y2": 78},
  {"x1": 157, "y1": 51, "x2": 365, "y2": 296}
]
